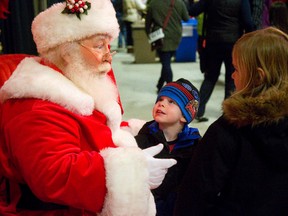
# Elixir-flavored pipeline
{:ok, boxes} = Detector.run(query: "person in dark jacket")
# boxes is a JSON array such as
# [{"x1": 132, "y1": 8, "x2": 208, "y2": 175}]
[
  {"x1": 188, "y1": 0, "x2": 255, "y2": 122},
  {"x1": 250, "y1": 0, "x2": 264, "y2": 29},
  {"x1": 145, "y1": 0, "x2": 189, "y2": 93},
  {"x1": 174, "y1": 27, "x2": 288, "y2": 216},
  {"x1": 136, "y1": 78, "x2": 201, "y2": 216},
  {"x1": 269, "y1": 1, "x2": 288, "y2": 34}
]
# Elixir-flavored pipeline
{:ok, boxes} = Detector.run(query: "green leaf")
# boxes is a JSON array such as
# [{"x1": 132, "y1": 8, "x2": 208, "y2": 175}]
[
  {"x1": 76, "y1": 13, "x2": 81, "y2": 20},
  {"x1": 86, "y1": 2, "x2": 91, "y2": 9},
  {"x1": 61, "y1": 7, "x2": 69, "y2": 14}
]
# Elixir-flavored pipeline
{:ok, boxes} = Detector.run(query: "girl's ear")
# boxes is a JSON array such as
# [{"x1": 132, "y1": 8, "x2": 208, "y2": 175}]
[{"x1": 256, "y1": 67, "x2": 266, "y2": 85}]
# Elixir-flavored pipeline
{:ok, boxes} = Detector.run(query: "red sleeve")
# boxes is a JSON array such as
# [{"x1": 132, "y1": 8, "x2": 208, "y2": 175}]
[{"x1": 3, "y1": 101, "x2": 108, "y2": 213}]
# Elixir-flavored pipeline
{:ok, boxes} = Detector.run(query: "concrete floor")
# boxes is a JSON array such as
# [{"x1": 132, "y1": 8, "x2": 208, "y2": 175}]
[{"x1": 111, "y1": 45, "x2": 225, "y2": 136}]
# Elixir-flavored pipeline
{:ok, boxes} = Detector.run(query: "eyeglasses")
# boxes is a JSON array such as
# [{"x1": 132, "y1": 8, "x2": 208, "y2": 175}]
[{"x1": 79, "y1": 43, "x2": 117, "y2": 57}]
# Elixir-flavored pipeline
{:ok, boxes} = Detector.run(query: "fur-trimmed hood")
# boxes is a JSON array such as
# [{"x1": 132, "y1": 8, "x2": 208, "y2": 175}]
[{"x1": 223, "y1": 86, "x2": 288, "y2": 127}]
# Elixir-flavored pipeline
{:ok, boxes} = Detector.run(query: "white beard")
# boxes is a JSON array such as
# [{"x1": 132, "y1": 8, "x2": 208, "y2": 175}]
[
  {"x1": 63, "y1": 53, "x2": 121, "y2": 131},
  {"x1": 61, "y1": 52, "x2": 137, "y2": 147}
]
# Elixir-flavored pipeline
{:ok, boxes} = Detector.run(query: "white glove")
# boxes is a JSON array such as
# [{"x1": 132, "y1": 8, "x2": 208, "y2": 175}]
[{"x1": 143, "y1": 144, "x2": 177, "y2": 189}]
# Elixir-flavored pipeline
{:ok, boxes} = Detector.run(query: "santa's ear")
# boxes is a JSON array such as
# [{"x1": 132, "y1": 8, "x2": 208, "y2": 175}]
[{"x1": 60, "y1": 42, "x2": 75, "y2": 64}]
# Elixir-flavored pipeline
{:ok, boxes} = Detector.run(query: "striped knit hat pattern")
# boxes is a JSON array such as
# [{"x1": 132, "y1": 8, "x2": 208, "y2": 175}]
[{"x1": 157, "y1": 78, "x2": 200, "y2": 123}]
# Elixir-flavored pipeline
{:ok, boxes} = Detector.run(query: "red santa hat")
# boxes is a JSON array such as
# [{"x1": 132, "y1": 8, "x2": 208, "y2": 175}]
[{"x1": 32, "y1": 0, "x2": 119, "y2": 55}]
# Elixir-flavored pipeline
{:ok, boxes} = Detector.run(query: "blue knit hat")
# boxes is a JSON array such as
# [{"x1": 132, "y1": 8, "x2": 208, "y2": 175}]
[{"x1": 157, "y1": 79, "x2": 200, "y2": 123}]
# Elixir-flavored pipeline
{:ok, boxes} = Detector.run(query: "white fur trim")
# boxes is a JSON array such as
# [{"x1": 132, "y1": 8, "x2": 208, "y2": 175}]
[
  {"x1": 121, "y1": 118, "x2": 147, "y2": 136},
  {"x1": 0, "y1": 57, "x2": 94, "y2": 115},
  {"x1": 32, "y1": 0, "x2": 119, "y2": 54},
  {"x1": 99, "y1": 147, "x2": 156, "y2": 216},
  {"x1": 112, "y1": 129, "x2": 138, "y2": 147},
  {"x1": 97, "y1": 100, "x2": 122, "y2": 133}
]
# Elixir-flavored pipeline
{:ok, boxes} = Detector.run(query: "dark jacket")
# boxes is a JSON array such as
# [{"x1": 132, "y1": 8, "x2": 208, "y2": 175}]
[
  {"x1": 136, "y1": 121, "x2": 201, "y2": 215},
  {"x1": 174, "y1": 86, "x2": 288, "y2": 216},
  {"x1": 189, "y1": 0, "x2": 255, "y2": 43},
  {"x1": 145, "y1": 0, "x2": 190, "y2": 51}
]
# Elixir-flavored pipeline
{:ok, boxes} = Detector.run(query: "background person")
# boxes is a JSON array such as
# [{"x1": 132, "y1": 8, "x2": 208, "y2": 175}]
[
  {"x1": 174, "y1": 27, "x2": 288, "y2": 216},
  {"x1": 112, "y1": 0, "x2": 127, "y2": 49},
  {"x1": 123, "y1": 0, "x2": 146, "y2": 53},
  {"x1": 249, "y1": 0, "x2": 264, "y2": 29},
  {"x1": 269, "y1": 1, "x2": 288, "y2": 34},
  {"x1": 188, "y1": 0, "x2": 255, "y2": 122},
  {"x1": 145, "y1": 0, "x2": 189, "y2": 93}
]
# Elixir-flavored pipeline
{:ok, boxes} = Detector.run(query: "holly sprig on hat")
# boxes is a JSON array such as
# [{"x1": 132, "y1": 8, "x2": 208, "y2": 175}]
[{"x1": 62, "y1": 0, "x2": 91, "y2": 20}]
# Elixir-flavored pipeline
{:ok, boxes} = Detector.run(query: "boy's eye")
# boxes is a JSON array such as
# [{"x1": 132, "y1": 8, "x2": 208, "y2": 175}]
[{"x1": 168, "y1": 99, "x2": 176, "y2": 104}]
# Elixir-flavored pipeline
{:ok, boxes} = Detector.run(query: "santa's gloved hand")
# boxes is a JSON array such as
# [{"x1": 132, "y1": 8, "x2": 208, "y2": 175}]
[{"x1": 143, "y1": 144, "x2": 177, "y2": 189}]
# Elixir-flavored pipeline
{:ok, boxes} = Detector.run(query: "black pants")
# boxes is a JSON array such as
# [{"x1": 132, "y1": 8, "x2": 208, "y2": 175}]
[
  {"x1": 197, "y1": 42, "x2": 235, "y2": 117},
  {"x1": 124, "y1": 21, "x2": 133, "y2": 47},
  {"x1": 156, "y1": 50, "x2": 175, "y2": 91}
]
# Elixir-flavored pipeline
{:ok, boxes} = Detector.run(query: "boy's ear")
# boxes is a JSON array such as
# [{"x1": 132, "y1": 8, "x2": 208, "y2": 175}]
[{"x1": 180, "y1": 116, "x2": 187, "y2": 123}]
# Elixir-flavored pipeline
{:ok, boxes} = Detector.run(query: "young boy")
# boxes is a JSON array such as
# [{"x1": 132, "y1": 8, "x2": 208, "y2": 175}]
[{"x1": 135, "y1": 78, "x2": 201, "y2": 216}]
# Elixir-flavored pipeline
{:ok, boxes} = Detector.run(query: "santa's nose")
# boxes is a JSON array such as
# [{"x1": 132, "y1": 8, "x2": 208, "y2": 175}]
[{"x1": 103, "y1": 51, "x2": 116, "y2": 63}]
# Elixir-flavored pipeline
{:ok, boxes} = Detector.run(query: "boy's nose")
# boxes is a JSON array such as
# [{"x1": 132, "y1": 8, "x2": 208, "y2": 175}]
[{"x1": 158, "y1": 101, "x2": 165, "y2": 107}]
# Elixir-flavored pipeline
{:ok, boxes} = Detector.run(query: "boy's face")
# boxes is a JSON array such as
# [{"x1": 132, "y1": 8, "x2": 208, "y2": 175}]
[{"x1": 153, "y1": 96, "x2": 186, "y2": 126}]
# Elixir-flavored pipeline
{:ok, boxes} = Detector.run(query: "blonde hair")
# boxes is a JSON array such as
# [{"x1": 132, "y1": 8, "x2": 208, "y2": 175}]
[{"x1": 232, "y1": 27, "x2": 288, "y2": 97}]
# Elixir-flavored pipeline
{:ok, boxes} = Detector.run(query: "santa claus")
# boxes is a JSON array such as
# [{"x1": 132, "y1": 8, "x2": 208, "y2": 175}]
[{"x1": 0, "y1": 0, "x2": 176, "y2": 215}]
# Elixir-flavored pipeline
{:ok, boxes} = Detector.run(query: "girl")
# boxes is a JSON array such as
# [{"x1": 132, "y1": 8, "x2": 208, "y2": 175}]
[{"x1": 175, "y1": 27, "x2": 288, "y2": 216}]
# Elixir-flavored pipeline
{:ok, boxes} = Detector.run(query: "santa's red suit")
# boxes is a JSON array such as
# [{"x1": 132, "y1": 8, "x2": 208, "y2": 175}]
[{"x1": 0, "y1": 57, "x2": 154, "y2": 216}]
